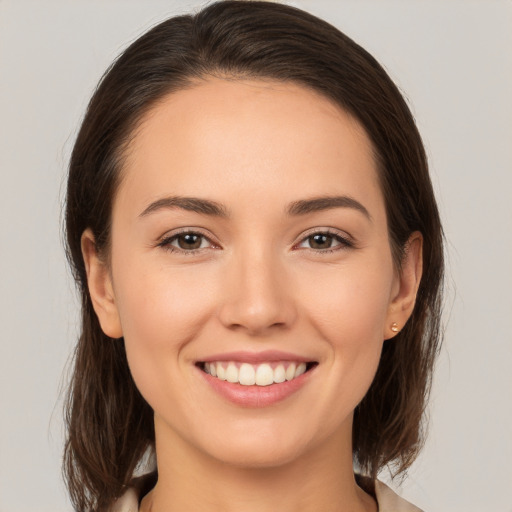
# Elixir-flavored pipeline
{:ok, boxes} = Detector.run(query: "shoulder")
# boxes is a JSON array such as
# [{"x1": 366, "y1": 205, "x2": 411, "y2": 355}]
[
  {"x1": 356, "y1": 474, "x2": 424, "y2": 512},
  {"x1": 109, "y1": 473, "x2": 157, "y2": 512},
  {"x1": 109, "y1": 487, "x2": 139, "y2": 512},
  {"x1": 374, "y1": 480, "x2": 424, "y2": 512}
]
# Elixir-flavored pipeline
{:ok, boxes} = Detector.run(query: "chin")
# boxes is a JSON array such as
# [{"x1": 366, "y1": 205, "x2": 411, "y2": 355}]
[
  {"x1": 207, "y1": 441, "x2": 305, "y2": 470},
  {"x1": 195, "y1": 420, "x2": 326, "y2": 470}
]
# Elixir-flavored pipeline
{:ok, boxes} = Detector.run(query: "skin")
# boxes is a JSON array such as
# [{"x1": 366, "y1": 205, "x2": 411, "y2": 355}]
[{"x1": 82, "y1": 78, "x2": 422, "y2": 512}]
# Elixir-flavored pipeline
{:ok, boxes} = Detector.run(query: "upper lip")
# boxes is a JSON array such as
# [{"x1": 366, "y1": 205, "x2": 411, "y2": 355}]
[{"x1": 198, "y1": 350, "x2": 315, "y2": 364}]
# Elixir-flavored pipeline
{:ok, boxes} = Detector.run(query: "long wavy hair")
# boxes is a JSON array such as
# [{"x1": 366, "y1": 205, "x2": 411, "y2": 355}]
[{"x1": 64, "y1": 1, "x2": 444, "y2": 510}]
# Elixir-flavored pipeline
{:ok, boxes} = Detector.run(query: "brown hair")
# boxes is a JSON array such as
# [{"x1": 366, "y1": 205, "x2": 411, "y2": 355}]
[{"x1": 64, "y1": 1, "x2": 444, "y2": 510}]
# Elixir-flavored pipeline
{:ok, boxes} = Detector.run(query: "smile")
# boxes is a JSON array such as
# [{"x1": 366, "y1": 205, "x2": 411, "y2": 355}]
[{"x1": 200, "y1": 361, "x2": 316, "y2": 386}]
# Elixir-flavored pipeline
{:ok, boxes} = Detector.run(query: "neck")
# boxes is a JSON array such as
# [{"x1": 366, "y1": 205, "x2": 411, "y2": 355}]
[{"x1": 142, "y1": 418, "x2": 376, "y2": 512}]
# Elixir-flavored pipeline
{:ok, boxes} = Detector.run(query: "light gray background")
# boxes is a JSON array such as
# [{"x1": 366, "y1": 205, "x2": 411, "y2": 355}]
[{"x1": 1, "y1": 1, "x2": 511, "y2": 511}]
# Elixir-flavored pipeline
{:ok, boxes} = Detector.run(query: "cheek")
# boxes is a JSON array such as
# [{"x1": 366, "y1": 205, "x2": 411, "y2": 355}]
[
  {"x1": 301, "y1": 258, "x2": 394, "y2": 343},
  {"x1": 114, "y1": 251, "x2": 219, "y2": 336},
  {"x1": 298, "y1": 257, "x2": 394, "y2": 399},
  {"x1": 111, "y1": 259, "x2": 219, "y2": 400}
]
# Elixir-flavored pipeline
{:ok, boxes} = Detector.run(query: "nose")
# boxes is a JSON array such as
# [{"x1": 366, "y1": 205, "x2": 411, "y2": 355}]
[{"x1": 218, "y1": 247, "x2": 297, "y2": 336}]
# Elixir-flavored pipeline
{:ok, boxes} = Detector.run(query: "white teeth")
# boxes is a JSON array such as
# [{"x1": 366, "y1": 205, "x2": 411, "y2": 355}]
[
  {"x1": 285, "y1": 363, "x2": 296, "y2": 381},
  {"x1": 226, "y1": 362, "x2": 238, "y2": 383},
  {"x1": 203, "y1": 361, "x2": 311, "y2": 386},
  {"x1": 255, "y1": 363, "x2": 274, "y2": 386},
  {"x1": 239, "y1": 363, "x2": 256, "y2": 385},
  {"x1": 295, "y1": 362, "x2": 306, "y2": 378},
  {"x1": 273, "y1": 364, "x2": 286, "y2": 383},
  {"x1": 216, "y1": 364, "x2": 226, "y2": 381}
]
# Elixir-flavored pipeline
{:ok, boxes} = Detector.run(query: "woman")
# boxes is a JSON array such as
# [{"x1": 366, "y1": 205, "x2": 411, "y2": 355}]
[{"x1": 64, "y1": 1, "x2": 444, "y2": 511}]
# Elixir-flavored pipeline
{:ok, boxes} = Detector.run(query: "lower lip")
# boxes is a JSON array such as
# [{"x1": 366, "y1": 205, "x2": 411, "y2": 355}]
[{"x1": 198, "y1": 366, "x2": 315, "y2": 408}]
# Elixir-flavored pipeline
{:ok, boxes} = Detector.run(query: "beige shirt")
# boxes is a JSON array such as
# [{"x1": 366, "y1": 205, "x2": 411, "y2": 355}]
[{"x1": 111, "y1": 480, "x2": 423, "y2": 512}]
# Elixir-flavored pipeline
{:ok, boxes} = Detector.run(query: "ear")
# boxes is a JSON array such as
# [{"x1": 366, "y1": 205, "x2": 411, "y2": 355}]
[
  {"x1": 385, "y1": 231, "x2": 423, "y2": 340},
  {"x1": 81, "y1": 228, "x2": 123, "y2": 339}
]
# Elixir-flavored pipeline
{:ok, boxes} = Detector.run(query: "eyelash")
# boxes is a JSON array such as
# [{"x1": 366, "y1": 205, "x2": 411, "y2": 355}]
[
  {"x1": 157, "y1": 228, "x2": 354, "y2": 255},
  {"x1": 294, "y1": 229, "x2": 354, "y2": 254},
  {"x1": 157, "y1": 229, "x2": 217, "y2": 255}
]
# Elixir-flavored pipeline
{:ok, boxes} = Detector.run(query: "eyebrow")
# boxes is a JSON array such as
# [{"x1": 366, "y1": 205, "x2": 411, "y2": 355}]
[
  {"x1": 139, "y1": 196, "x2": 228, "y2": 218},
  {"x1": 287, "y1": 195, "x2": 372, "y2": 220},
  {"x1": 139, "y1": 194, "x2": 371, "y2": 221}
]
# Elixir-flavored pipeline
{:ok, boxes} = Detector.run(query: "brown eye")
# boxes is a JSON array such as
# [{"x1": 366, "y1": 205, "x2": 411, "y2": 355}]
[
  {"x1": 296, "y1": 231, "x2": 352, "y2": 252},
  {"x1": 308, "y1": 234, "x2": 334, "y2": 249},
  {"x1": 177, "y1": 233, "x2": 203, "y2": 250},
  {"x1": 159, "y1": 231, "x2": 214, "y2": 252}
]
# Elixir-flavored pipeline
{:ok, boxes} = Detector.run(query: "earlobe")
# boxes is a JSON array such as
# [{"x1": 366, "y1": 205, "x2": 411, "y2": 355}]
[
  {"x1": 81, "y1": 229, "x2": 123, "y2": 339},
  {"x1": 385, "y1": 231, "x2": 423, "y2": 340}
]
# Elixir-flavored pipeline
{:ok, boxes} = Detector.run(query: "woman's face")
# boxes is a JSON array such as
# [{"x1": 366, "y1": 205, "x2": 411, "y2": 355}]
[{"x1": 85, "y1": 78, "x2": 419, "y2": 469}]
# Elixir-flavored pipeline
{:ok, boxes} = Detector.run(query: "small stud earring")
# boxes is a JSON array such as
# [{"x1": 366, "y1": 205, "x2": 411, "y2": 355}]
[{"x1": 391, "y1": 322, "x2": 399, "y2": 333}]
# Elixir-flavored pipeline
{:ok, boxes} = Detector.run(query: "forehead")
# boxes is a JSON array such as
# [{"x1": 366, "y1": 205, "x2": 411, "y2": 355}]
[{"x1": 117, "y1": 77, "x2": 384, "y2": 220}]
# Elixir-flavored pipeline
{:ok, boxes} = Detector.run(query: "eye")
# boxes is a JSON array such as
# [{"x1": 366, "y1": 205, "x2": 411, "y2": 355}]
[
  {"x1": 296, "y1": 231, "x2": 353, "y2": 252},
  {"x1": 158, "y1": 231, "x2": 216, "y2": 253}
]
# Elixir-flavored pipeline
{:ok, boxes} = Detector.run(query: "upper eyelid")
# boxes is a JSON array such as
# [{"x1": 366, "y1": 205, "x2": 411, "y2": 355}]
[
  {"x1": 295, "y1": 227, "x2": 354, "y2": 243},
  {"x1": 156, "y1": 227, "x2": 354, "y2": 248},
  {"x1": 292, "y1": 230, "x2": 356, "y2": 254},
  {"x1": 159, "y1": 227, "x2": 217, "y2": 243},
  {"x1": 156, "y1": 230, "x2": 220, "y2": 254}
]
